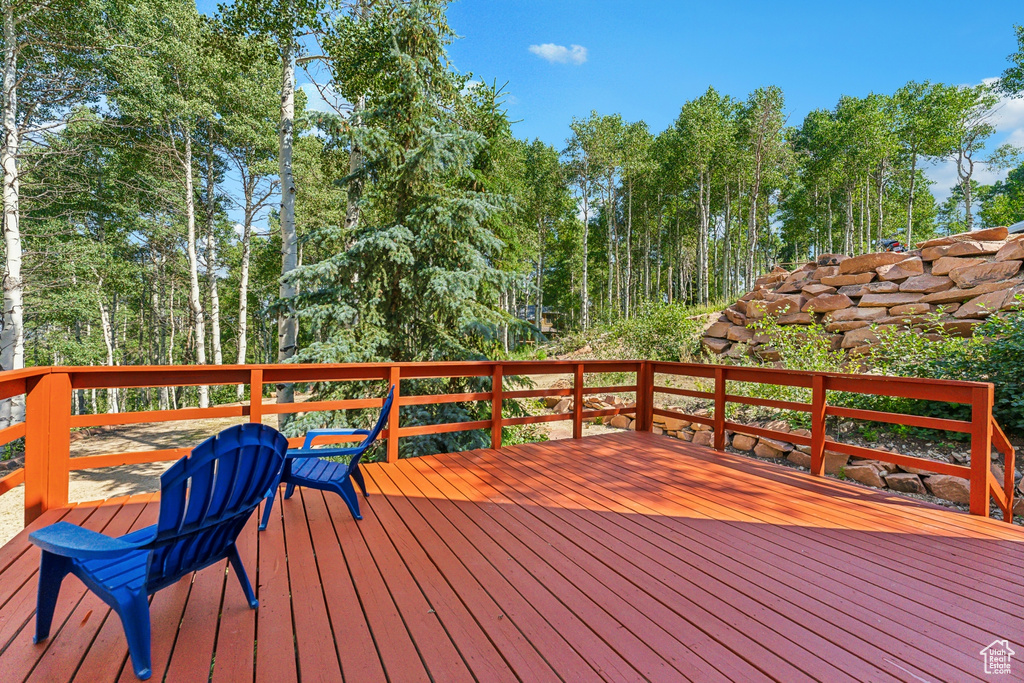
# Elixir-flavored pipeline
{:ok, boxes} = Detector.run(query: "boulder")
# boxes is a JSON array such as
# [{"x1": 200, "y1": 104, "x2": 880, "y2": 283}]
[
  {"x1": 995, "y1": 239, "x2": 1024, "y2": 262},
  {"x1": 838, "y1": 252, "x2": 912, "y2": 274},
  {"x1": 662, "y1": 416, "x2": 692, "y2": 431},
  {"x1": 899, "y1": 274, "x2": 955, "y2": 294},
  {"x1": 608, "y1": 414, "x2": 631, "y2": 429},
  {"x1": 844, "y1": 463, "x2": 887, "y2": 488},
  {"x1": 786, "y1": 450, "x2": 849, "y2": 475},
  {"x1": 726, "y1": 325, "x2": 754, "y2": 342},
  {"x1": 692, "y1": 422, "x2": 712, "y2": 431},
  {"x1": 884, "y1": 472, "x2": 926, "y2": 494},
  {"x1": 841, "y1": 326, "x2": 880, "y2": 348},
  {"x1": 763, "y1": 419, "x2": 791, "y2": 433},
  {"x1": 949, "y1": 260, "x2": 1021, "y2": 289},
  {"x1": 826, "y1": 321, "x2": 870, "y2": 333},
  {"x1": 754, "y1": 437, "x2": 793, "y2": 458},
  {"x1": 828, "y1": 306, "x2": 888, "y2": 321},
  {"x1": 811, "y1": 266, "x2": 839, "y2": 280},
  {"x1": 801, "y1": 283, "x2": 837, "y2": 296},
  {"x1": 876, "y1": 257, "x2": 924, "y2": 281},
  {"x1": 920, "y1": 279, "x2": 1019, "y2": 304},
  {"x1": 542, "y1": 396, "x2": 562, "y2": 408},
  {"x1": 931, "y1": 256, "x2": 987, "y2": 276},
  {"x1": 920, "y1": 245, "x2": 952, "y2": 261},
  {"x1": 724, "y1": 308, "x2": 746, "y2": 325},
  {"x1": 801, "y1": 294, "x2": 854, "y2": 313},
  {"x1": 858, "y1": 292, "x2": 925, "y2": 307},
  {"x1": 946, "y1": 240, "x2": 1005, "y2": 257},
  {"x1": 934, "y1": 320, "x2": 982, "y2": 338},
  {"x1": 923, "y1": 474, "x2": 971, "y2": 504},
  {"x1": 817, "y1": 253, "x2": 848, "y2": 266},
  {"x1": 953, "y1": 290, "x2": 1009, "y2": 319},
  {"x1": 916, "y1": 235, "x2": 958, "y2": 249},
  {"x1": 676, "y1": 429, "x2": 693, "y2": 441},
  {"x1": 692, "y1": 430, "x2": 714, "y2": 447},
  {"x1": 820, "y1": 272, "x2": 875, "y2": 287},
  {"x1": 705, "y1": 321, "x2": 731, "y2": 338},
  {"x1": 965, "y1": 226, "x2": 1009, "y2": 241},
  {"x1": 859, "y1": 281, "x2": 902, "y2": 294},
  {"x1": 702, "y1": 337, "x2": 731, "y2": 354},
  {"x1": 889, "y1": 303, "x2": 932, "y2": 315},
  {"x1": 553, "y1": 398, "x2": 573, "y2": 413},
  {"x1": 777, "y1": 312, "x2": 814, "y2": 325}
]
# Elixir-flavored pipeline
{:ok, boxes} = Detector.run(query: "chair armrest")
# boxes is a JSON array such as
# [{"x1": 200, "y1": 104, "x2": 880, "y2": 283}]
[
  {"x1": 302, "y1": 428, "x2": 372, "y2": 450},
  {"x1": 30, "y1": 522, "x2": 143, "y2": 560}
]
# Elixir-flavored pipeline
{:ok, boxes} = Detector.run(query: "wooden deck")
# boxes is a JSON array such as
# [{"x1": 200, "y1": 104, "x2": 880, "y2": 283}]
[{"x1": 1, "y1": 431, "x2": 1022, "y2": 682}]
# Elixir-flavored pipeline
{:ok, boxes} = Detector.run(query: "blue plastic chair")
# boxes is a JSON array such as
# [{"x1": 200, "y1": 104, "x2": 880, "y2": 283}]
[
  {"x1": 260, "y1": 385, "x2": 395, "y2": 530},
  {"x1": 29, "y1": 423, "x2": 288, "y2": 680}
]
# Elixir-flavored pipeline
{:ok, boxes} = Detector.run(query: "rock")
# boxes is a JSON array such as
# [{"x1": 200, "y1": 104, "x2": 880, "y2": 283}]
[
  {"x1": 920, "y1": 279, "x2": 1019, "y2": 304},
  {"x1": 754, "y1": 347, "x2": 781, "y2": 361},
  {"x1": 692, "y1": 430, "x2": 714, "y2": 447},
  {"x1": 801, "y1": 283, "x2": 837, "y2": 296},
  {"x1": 786, "y1": 450, "x2": 811, "y2": 468},
  {"x1": 702, "y1": 337, "x2": 731, "y2": 354},
  {"x1": 916, "y1": 235, "x2": 958, "y2": 249},
  {"x1": 935, "y1": 320, "x2": 982, "y2": 337},
  {"x1": 705, "y1": 321, "x2": 731, "y2": 338},
  {"x1": 608, "y1": 414, "x2": 631, "y2": 429},
  {"x1": 786, "y1": 450, "x2": 849, "y2": 475},
  {"x1": 858, "y1": 292, "x2": 925, "y2": 307},
  {"x1": 877, "y1": 314, "x2": 928, "y2": 326},
  {"x1": 652, "y1": 426, "x2": 664, "y2": 435},
  {"x1": 826, "y1": 320, "x2": 870, "y2": 333},
  {"x1": 841, "y1": 326, "x2": 880, "y2": 348},
  {"x1": 953, "y1": 290, "x2": 1009, "y2": 318},
  {"x1": 817, "y1": 253, "x2": 848, "y2": 266},
  {"x1": 920, "y1": 245, "x2": 952, "y2": 261},
  {"x1": 923, "y1": 474, "x2": 971, "y2": 504},
  {"x1": 899, "y1": 274, "x2": 955, "y2": 294},
  {"x1": 677, "y1": 429, "x2": 693, "y2": 441},
  {"x1": 844, "y1": 463, "x2": 887, "y2": 488},
  {"x1": 995, "y1": 239, "x2": 1024, "y2": 261},
  {"x1": 839, "y1": 252, "x2": 913, "y2": 274},
  {"x1": 946, "y1": 240, "x2": 1005, "y2": 257},
  {"x1": 724, "y1": 308, "x2": 746, "y2": 325},
  {"x1": 763, "y1": 419, "x2": 791, "y2": 433},
  {"x1": 820, "y1": 272, "x2": 875, "y2": 287},
  {"x1": 876, "y1": 257, "x2": 924, "y2": 281},
  {"x1": 777, "y1": 312, "x2": 814, "y2": 325},
  {"x1": 692, "y1": 422, "x2": 712, "y2": 431},
  {"x1": 828, "y1": 307, "x2": 888, "y2": 321},
  {"x1": 754, "y1": 437, "x2": 794, "y2": 458},
  {"x1": 801, "y1": 294, "x2": 854, "y2": 313},
  {"x1": 932, "y1": 256, "x2": 987, "y2": 276},
  {"x1": 553, "y1": 398, "x2": 572, "y2": 413},
  {"x1": 732, "y1": 434, "x2": 758, "y2": 451},
  {"x1": 662, "y1": 416, "x2": 691, "y2": 431},
  {"x1": 949, "y1": 260, "x2": 1021, "y2": 288},
  {"x1": 889, "y1": 303, "x2": 932, "y2": 315},
  {"x1": 812, "y1": 266, "x2": 839, "y2": 280},
  {"x1": 542, "y1": 396, "x2": 562, "y2": 408},
  {"x1": 966, "y1": 226, "x2": 1009, "y2": 241},
  {"x1": 884, "y1": 472, "x2": 926, "y2": 494},
  {"x1": 859, "y1": 281, "x2": 902, "y2": 294},
  {"x1": 726, "y1": 325, "x2": 754, "y2": 342}
]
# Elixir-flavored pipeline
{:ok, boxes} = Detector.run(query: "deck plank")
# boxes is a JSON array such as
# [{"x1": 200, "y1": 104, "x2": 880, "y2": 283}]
[{"x1": 0, "y1": 431, "x2": 1022, "y2": 682}]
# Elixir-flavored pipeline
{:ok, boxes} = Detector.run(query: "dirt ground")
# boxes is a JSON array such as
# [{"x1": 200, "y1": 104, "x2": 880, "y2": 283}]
[{"x1": 0, "y1": 374, "x2": 625, "y2": 545}]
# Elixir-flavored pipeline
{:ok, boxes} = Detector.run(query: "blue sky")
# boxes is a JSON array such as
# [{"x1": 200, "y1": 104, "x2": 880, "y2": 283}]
[{"x1": 427, "y1": 0, "x2": 1024, "y2": 197}]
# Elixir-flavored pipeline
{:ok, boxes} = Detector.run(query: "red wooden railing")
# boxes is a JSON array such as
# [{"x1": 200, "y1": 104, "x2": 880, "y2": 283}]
[{"x1": 0, "y1": 361, "x2": 1014, "y2": 527}]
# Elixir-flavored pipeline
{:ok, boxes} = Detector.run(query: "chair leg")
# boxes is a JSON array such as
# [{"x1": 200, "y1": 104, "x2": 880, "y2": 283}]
[
  {"x1": 227, "y1": 543, "x2": 258, "y2": 609},
  {"x1": 337, "y1": 478, "x2": 363, "y2": 521},
  {"x1": 350, "y1": 464, "x2": 369, "y2": 498},
  {"x1": 259, "y1": 484, "x2": 279, "y2": 531},
  {"x1": 283, "y1": 482, "x2": 297, "y2": 500},
  {"x1": 118, "y1": 591, "x2": 153, "y2": 680},
  {"x1": 34, "y1": 551, "x2": 71, "y2": 643}
]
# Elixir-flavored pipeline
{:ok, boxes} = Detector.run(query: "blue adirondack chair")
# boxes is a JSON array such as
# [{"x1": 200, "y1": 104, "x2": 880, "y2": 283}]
[
  {"x1": 29, "y1": 423, "x2": 288, "y2": 680},
  {"x1": 259, "y1": 385, "x2": 395, "y2": 530}
]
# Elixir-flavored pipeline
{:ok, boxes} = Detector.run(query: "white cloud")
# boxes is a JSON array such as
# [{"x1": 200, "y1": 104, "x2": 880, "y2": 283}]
[{"x1": 528, "y1": 43, "x2": 588, "y2": 65}]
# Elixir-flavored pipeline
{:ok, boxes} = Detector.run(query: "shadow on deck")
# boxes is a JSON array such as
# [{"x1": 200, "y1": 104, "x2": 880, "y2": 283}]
[{"x1": 0, "y1": 431, "x2": 1021, "y2": 682}]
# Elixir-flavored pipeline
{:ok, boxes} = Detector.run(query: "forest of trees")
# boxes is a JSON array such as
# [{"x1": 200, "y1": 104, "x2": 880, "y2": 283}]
[{"x1": 2, "y1": 1, "x2": 1024, "y2": 423}]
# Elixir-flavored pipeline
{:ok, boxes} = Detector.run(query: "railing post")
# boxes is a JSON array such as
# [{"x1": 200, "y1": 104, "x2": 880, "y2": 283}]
[
  {"x1": 491, "y1": 364, "x2": 503, "y2": 449},
  {"x1": 386, "y1": 366, "x2": 401, "y2": 463},
  {"x1": 24, "y1": 371, "x2": 71, "y2": 524},
  {"x1": 635, "y1": 361, "x2": 650, "y2": 432},
  {"x1": 713, "y1": 367, "x2": 725, "y2": 451},
  {"x1": 970, "y1": 385, "x2": 994, "y2": 517},
  {"x1": 249, "y1": 369, "x2": 264, "y2": 424},
  {"x1": 572, "y1": 363, "x2": 584, "y2": 439},
  {"x1": 810, "y1": 374, "x2": 827, "y2": 476}
]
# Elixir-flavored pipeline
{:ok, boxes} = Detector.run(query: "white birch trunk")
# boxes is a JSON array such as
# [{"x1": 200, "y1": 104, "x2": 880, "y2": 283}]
[
  {"x1": 236, "y1": 203, "x2": 252, "y2": 398},
  {"x1": 277, "y1": 40, "x2": 297, "y2": 415},
  {"x1": 0, "y1": 5, "x2": 24, "y2": 425},
  {"x1": 206, "y1": 154, "x2": 222, "y2": 366},
  {"x1": 98, "y1": 294, "x2": 118, "y2": 414},
  {"x1": 184, "y1": 133, "x2": 209, "y2": 408}
]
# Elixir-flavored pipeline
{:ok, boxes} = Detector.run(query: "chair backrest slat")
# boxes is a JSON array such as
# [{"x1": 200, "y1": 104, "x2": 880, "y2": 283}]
[
  {"x1": 147, "y1": 424, "x2": 287, "y2": 591},
  {"x1": 344, "y1": 385, "x2": 395, "y2": 475}
]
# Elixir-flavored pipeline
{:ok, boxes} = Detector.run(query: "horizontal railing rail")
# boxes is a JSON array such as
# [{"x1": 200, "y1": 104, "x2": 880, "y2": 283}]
[
  {"x1": 648, "y1": 362, "x2": 1010, "y2": 520},
  {"x1": 0, "y1": 360, "x2": 1012, "y2": 527}
]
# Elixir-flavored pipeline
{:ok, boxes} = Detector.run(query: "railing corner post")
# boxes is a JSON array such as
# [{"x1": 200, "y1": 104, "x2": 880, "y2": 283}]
[
  {"x1": 713, "y1": 367, "x2": 725, "y2": 451},
  {"x1": 387, "y1": 366, "x2": 401, "y2": 463},
  {"x1": 810, "y1": 375, "x2": 827, "y2": 477},
  {"x1": 24, "y1": 370, "x2": 71, "y2": 525},
  {"x1": 491, "y1": 364, "x2": 503, "y2": 450},
  {"x1": 970, "y1": 384, "x2": 994, "y2": 517},
  {"x1": 572, "y1": 364, "x2": 584, "y2": 440},
  {"x1": 249, "y1": 368, "x2": 264, "y2": 425}
]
